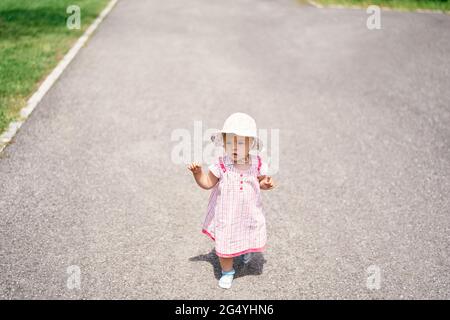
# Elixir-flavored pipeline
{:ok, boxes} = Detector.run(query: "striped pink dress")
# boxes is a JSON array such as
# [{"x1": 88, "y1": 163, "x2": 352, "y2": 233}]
[{"x1": 202, "y1": 154, "x2": 268, "y2": 258}]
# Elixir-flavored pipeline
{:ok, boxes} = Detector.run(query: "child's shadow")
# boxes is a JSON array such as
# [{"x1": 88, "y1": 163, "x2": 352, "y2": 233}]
[{"x1": 189, "y1": 248, "x2": 267, "y2": 280}]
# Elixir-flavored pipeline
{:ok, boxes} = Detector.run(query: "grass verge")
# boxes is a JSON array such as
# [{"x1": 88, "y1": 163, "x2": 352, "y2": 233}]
[
  {"x1": 0, "y1": 0, "x2": 110, "y2": 134},
  {"x1": 310, "y1": 0, "x2": 450, "y2": 12}
]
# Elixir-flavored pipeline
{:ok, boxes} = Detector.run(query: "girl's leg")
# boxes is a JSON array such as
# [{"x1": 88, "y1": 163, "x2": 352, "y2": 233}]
[
  {"x1": 219, "y1": 257, "x2": 234, "y2": 272},
  {"x1": 218, "y1": 256, "x2": 235, "y2": 289}
]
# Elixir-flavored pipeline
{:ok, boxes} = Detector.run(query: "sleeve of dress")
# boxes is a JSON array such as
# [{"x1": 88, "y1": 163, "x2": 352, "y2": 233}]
[{"x1": 208, "y1": 162, "x2": 221, "y2": 178}]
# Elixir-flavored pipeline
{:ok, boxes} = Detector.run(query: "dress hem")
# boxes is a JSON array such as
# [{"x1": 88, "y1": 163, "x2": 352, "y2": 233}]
[{"x1": 201, "y1": 229, "x2": 267, "y2": 258}]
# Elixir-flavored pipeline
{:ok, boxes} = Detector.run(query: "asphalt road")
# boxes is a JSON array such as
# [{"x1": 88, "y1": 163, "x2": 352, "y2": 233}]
[{"x1": 1, "y1": 0, "x2": 449, "y2": 299}]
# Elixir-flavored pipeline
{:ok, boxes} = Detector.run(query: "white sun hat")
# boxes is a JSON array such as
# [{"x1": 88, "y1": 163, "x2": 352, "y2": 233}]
[{"x1": 211, "y1": 112, "x2": 263, "y2": 151}]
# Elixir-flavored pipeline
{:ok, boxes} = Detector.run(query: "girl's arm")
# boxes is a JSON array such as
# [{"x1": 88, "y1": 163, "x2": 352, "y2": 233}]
[
  {"x1": 187, "y1": 162, "x2": 219, "y2": 190},
  {"x1": 257, "y1": 160, "x2": 275, "y2": 190}
]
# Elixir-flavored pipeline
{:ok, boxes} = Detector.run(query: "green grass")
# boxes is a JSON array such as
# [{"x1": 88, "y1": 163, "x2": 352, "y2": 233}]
[
  {"x1": 311, "y1": 0, "x2": 450, "y2": 11},
  {"x1": 0, "y1": 0, "x2": 109, "y2": 134}
]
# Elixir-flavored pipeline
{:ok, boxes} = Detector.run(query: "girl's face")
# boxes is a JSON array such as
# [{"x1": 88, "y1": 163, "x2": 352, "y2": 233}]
[{"x1": 223, "y1": 133, "x2": 253, "y2": 163}]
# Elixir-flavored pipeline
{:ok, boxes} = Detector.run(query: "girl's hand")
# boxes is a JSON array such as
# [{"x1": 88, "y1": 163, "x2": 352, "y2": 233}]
[
  {"x1": 187, "y1": 162, "x2": 202, "y2": 175},
  {"x1": 188, "y1": 162, "x2": 218, "y2": 189},
  {"x1": 260, "y1": 176, "x2": 275, "y2": 190}
]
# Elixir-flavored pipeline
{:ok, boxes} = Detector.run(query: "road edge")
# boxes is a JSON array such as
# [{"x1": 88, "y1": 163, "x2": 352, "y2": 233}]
[{"x1": 0, "y1": 0, "x2": 119, "y2": 154}]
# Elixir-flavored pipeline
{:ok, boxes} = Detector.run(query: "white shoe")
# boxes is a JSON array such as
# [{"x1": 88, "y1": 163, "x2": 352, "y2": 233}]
[
  {"x1": 242, "y1": 252, "x2": 254, "y2": 264},
  {"x1": 219, "y1": 269, "x2": 235, "y2": 289}
]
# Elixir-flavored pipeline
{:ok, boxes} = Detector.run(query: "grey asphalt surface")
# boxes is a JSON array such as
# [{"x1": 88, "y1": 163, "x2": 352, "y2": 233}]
[{"x1": 1, "y1": 0, "x2": 449, "y2": 299}]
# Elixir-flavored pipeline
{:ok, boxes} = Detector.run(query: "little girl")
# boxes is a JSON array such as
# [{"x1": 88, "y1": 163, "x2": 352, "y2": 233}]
[{"x1": 188, "y1": 112, "x2": 275, "y2": 289}]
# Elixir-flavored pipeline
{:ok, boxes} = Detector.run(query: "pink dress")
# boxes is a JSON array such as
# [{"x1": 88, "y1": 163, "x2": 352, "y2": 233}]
[{"x1": 201, "y1": 154, "x2": 268, "y2": 258}]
